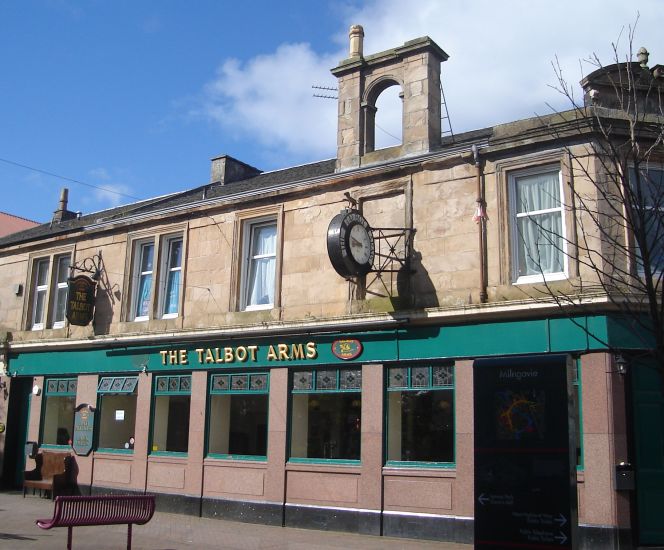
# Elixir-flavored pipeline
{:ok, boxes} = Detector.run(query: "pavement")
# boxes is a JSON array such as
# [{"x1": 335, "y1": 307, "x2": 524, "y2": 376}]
[{"x1": 0, "y1": 491, "x2": 472, "y2": 549}]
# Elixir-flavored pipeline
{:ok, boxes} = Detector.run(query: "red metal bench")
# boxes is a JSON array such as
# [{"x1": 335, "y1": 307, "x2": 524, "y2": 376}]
[{"x1": 36, "y1": 494, "x2": 155, "y2": 550}]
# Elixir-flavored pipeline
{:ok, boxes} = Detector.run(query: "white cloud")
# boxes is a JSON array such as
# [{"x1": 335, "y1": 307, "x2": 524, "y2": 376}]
[
  {"x1": 86, "y1": 168, "x2": 133, "y2": 209},
  {"x1": 197, "y1": 1, "x2": 664, "y2": 166},
  {"x1": 198, "y1": 43, "x2": 341, "y2": 164}
]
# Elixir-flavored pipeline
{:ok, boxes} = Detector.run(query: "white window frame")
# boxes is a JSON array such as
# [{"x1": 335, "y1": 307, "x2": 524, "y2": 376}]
[
  {"x1": 509, "y1": 165, "x2": 568, "y2": 284},
  {"x1": 130, "y1": 239, "x2": 155, "y2": 322},
  {"x1": 30, "y1": 258, "x2": 50, "y2": 330},
  {"x1": 29, "y1": 253, "x2": 72, "y2": 331},
  {"x1": 240, "y1": 217, "x2": 277, "y2": 311},
  {"x1": 51, "y1": 254, "x2": 71, "y2": 329},
  {"x1": 158, "y1": 235, "x2": 183, "y2": 319}
]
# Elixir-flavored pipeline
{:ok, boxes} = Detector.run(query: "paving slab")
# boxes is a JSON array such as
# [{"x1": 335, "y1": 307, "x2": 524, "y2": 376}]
[{"x1": 0, "y1": 491, "x2": 472, "y2": 549}]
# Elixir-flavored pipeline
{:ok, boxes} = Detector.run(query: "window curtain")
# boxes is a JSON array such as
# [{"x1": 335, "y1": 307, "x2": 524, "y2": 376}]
[
  {"x1": 137, "y1": 274, "x2": 152, "y2": 317},
  {"x1": 516, "y1": 172, "x2": 563, "y2": 276},
  {"x1": 164, "y1": 270, "x2": 180, "y2": 314},
  {"x1": 53, "y1": 256, "x2": 70, "y2": 323},
  {"x1": 163, "y1": 240, "x2": 182, "y2": 315},
  {"x1": 136, "y1": 244, "x2": 154, "y2": 318},
  {"x1": 246, "y1": 224, "x2": 276, "y2": 307}
]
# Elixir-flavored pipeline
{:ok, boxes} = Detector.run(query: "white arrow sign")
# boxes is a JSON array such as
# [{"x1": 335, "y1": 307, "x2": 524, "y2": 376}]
[
  {"x1": 555, "y1": 513, "x2": 567, "y2": 527},
  {"x1": 555, "y1": 531, "x2": 568, "y2": 545}
]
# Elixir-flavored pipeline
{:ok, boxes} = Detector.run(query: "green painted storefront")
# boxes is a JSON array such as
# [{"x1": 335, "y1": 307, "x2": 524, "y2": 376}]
[
  {"x1": 7, "y1": 314, "x2": 644, "y2": 376},
  {"x1": 8, "y1": 312, "x2": 662, "y2": 545}
]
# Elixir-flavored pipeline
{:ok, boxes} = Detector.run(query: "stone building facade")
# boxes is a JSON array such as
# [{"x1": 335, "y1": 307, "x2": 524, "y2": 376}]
[{"x1": 0, "y1": 27, "x2": 662, "y2": 549}]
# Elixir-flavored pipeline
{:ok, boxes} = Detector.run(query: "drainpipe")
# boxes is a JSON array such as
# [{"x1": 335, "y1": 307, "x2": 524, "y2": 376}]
[{"x1": 472, "y1": 144, "x2": 488, "y2": 303}]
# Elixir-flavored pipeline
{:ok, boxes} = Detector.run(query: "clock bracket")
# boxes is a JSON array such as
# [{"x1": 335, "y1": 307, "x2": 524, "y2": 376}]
[{"x1": 368, "y1": 226, "x2": 416, "y2": 274}]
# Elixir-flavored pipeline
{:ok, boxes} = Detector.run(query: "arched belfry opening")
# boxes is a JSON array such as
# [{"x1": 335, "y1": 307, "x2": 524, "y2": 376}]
[
  {"x1": 331, "y1": 25, "x2": 449, "y2": 171},
  {"x1": 364, "y1": 77, "x2": 403, "y2": 152}
]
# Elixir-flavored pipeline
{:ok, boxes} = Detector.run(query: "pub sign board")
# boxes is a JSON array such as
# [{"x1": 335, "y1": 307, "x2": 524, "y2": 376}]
[
  {"x1": 66, "y1": 275, "x2": 97, "y2": 326},
  {"x1": 72, "y1": 404, "x2": 95, "y2": 456},
  {"x1": 473, "y1": 354, "x2": 578, "y2": 549}
]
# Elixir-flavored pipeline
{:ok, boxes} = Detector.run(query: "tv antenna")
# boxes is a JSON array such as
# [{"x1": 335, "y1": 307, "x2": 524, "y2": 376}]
[{"x1": 312, "y1": 84, "x2": 338, "y2": 100}]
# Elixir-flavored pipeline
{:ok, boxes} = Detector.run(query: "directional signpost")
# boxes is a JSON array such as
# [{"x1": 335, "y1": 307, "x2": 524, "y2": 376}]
[{"x1": 474, "y1": 355, "x2": 577, "y2": 549}]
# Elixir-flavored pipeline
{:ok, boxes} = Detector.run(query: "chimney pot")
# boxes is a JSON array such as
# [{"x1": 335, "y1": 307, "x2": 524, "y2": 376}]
[
  {"x1": 52, "y1": 187, "x2": 76, "y2": 223},
  {"x1": 349, "y1": 25, "x2": 364, "y2": 58},
  {"x1": 59, "y1": 188, "x2": 69, "y2": 211}
]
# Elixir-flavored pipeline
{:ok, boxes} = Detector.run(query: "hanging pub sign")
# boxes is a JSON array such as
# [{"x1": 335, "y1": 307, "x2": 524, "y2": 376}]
[
  {"x1": 66, "y1": 275, "x2": 97, "y2": 326},
  {"x1": 72, "y1": 404, "x2": 95, "y2": 456}
]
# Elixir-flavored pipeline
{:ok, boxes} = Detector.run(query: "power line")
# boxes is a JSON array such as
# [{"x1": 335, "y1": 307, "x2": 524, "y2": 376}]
[
  {"x1": 375, "y1": 123, "x2": 401, "y2": 143},
  {"x1": 0, "y1": 156, "x2": 144, "y2": 201}
]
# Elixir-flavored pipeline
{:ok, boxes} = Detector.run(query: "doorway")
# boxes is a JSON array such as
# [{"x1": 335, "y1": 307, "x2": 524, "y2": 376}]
[
  {"x1": 2, "y1": 377, "x2": 32, "y2": 489},
  {"x1": 631, "y1": 358, "x2": 664, "y2": 545}
]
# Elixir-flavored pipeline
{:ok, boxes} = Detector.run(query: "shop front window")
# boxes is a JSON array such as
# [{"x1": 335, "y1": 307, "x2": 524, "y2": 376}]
[
  {"x1": 41, "y1": 378, "x2": 77, "y2": 446},
  {"x1": 208, "y1": 372, "x2": 269, "y2": 458},
  {"x1": 290, "y1": 368, "x2": 361, "y2": 462},
  {"x1": 97, "y1": 376, "x2": 138, "y2": 451},
  {"x1": 386, "y1": 365, "x2": 455, "y2": 465},
  {"x1": 151, "y1": 375, "x2": 191, "y2": 454}
]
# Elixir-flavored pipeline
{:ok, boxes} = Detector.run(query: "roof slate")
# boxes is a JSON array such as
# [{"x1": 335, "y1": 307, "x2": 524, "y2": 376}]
[{"x1": 0, "y1": 159, "x2": 337, "y2": 248}]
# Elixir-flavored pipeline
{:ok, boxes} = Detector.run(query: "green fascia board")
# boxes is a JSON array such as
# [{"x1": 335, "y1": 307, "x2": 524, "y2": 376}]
[
  {"x1": 8, "y1": 315, "x2": 642, "y2": 377},
  {"x1": 8, "y1": 330, "x2": 398, "y2": 376},
  {"x1": 397, "y1": 315, "x2": 609, "y2": 360},
  {"x1": 606, "y1": 315, "x2": 657, "y2": 350}
]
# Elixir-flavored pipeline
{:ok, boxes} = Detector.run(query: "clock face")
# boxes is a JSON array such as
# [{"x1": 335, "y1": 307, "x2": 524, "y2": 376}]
[
  {"x1": 348, "y1": 223, "x2": 372, "y2": 265},
  {"x1": 327, "y1": 209, "x2": 375, "y2": 277}
]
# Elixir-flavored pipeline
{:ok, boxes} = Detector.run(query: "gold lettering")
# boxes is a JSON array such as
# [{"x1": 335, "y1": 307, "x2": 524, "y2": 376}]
[
  {"x1": 278, "y1": 343, "x2": 289, "y2": 360},
  {"x1": 214, "y1": 348, "x2": 223, "y2": 363},
  {"x1": 224, "y1": 347, "x2": 234, "y2": 362},
  {"x1": 247, "y1": 346, "x2": 258, "y2": 362},
  {"x1": 306, "y1": 342, "x2": 318, "y2": 359},
  {"x1": 168, "y1": 350, "x2": 178, "y2": 365},
  {"x1": 195, "y1": 349, "x2": 205, "y2": 363},
  {"x1": 179, "y1": 350, "x2": 188, "y2": 365},
  {"x1": 291, "y1": 343, "x2": 305, "y2": 360},
  {"x1": 205, "y1": 349, "x2": 215, "y2": 364},
  {"x1": 267, "y1": 345, "x2": 277, "y2": 361},
  {"x1": 160, "y1": 350, "x2": 168, "y2": 365},
  {"x1": 236, "y1": 346, "x2": 248, "y2": 362}
]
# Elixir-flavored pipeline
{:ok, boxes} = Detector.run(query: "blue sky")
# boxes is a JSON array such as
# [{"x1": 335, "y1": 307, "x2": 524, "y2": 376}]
[{"x1": 1, "y1": 1, "x2": 662, "y2": 223}]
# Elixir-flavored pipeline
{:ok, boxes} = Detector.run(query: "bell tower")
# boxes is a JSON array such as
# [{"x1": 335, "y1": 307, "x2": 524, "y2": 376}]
[{"x1": 331, "y1": 26, "x2": 449, "y2": 172}]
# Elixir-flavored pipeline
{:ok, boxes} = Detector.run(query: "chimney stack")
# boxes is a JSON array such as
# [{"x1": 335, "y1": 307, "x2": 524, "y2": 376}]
[
  {"x1": 210, "y1": 155, "x2": 261, "y2": 185},
  {"x1": 52, "y1": 187, "x2": 77, "y2": 223},
  {"x1": 349, "y1": 25, "x2": 364, "y2": 58}
]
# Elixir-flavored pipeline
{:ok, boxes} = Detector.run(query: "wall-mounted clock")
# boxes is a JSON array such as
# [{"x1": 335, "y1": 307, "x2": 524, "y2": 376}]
[{"x1": 327, "y1": 209, "x2": 375, "y2": 277}]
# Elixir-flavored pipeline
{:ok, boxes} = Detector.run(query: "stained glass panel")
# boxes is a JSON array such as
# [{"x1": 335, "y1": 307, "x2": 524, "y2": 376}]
[
  {"x1": 388, "y1": 367, "x2": 408, "y2": 388},
  {"x1": 98, "y1": 378, "x2": 113, "y2": 392},
  {"x1": 293, "y1": 371, "x2": 313, "y2": 391},
  {"x1": 231, "y1": 375, "x2": 247, "y2": 391},
  {"x1": 340, "y1": 369, "x2": 362, "y2": 390},
  {"x1": 432, "y1": 366, "x2": 454, "y2": 387},
  {"x1": 411, "y1": 367, "x2": 430, "y2": 388},
  {"x1": 250, "y1": 374, "x2": 268, "y2": 391},
  {"x1": 212, "y1": 375, "x2": 229, "y2": 391},
  {"x1": 316, "y1": 370, "x2": 337, "y2": 390},
  {"x1": 156, "y1": 377, "x2": 168, "y2": 392}
]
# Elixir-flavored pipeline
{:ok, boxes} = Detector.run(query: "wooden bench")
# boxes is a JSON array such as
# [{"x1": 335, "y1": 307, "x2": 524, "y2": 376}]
[
  {"x1": 36, "y1": 494, "x2": 156, "y2": 550},
  {"x1": 23, "y1": 450, "x2": 71, "y2": 499}
]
